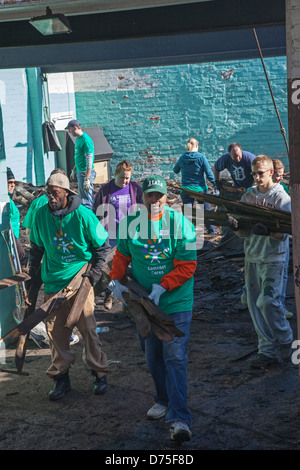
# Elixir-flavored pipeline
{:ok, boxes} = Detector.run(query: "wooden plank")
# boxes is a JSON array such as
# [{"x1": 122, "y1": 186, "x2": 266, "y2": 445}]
[
  {"x1": 0, "y1": 264, "x2": 87, "y2": 344},
  {"x1": 0, "y1": 272, "x2": 31, "y2": 291},
  {"x1": 14, "y1": 271, "x2": 41, "y2": 374},
  {"x1": 182, "y1": 188, "x2": 291, "y2": 221},
  {"x1": 202, "y1": 210, "x2": 292, "y2": 234},
  {"x1": 123, "y1": 292, "x2": 152, "y2": 339},
  {"x1": 65, "y1": 264, "x2": 92, "y2": 331},
  {"x1": 124, "y1": 269, "x2": 185, "y2": 341},
  {"x1": 15, "y1": 186, "x2": 35, "y2": 202}
]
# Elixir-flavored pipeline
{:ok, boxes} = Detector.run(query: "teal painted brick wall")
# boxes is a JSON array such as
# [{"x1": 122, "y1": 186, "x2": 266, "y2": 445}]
[{"x1": 74, "y1": 57, "x2": 288, "y2": 180}]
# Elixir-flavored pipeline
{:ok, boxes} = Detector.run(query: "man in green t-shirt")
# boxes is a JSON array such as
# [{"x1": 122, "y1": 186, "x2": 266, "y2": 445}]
[
  {"x1": 65, "y1": 119, "x2": 96, "y2": 210},
  {"x1": 108, "y1": 175, "x2": 197, "y2": 443},
  {"x1": 28, "y1": 173, "x2": 110, "y2": 401},
  {"x1": 23, "y1": 169, "x2": 67, "y2": 239}
]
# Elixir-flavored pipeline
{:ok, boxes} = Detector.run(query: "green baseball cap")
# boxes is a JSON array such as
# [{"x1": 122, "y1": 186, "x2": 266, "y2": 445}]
[{"x1": 142, "y1": 175, "x2": 167, "y2": 195}]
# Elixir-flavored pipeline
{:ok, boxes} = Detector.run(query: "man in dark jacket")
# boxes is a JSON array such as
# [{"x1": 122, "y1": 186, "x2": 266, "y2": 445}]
[{"x1": 28, "y1": 172, "x2": 110, "y2": 400}]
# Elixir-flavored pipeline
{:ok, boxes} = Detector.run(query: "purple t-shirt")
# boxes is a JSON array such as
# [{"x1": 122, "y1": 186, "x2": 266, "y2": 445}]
[{"x1": 109, "y1": 181, "x2": 131, "y2": 239}]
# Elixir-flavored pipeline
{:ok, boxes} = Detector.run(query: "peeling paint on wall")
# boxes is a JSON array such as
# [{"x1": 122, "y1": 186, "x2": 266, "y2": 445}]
[
  {"x1": 73, "y1": 69, "x2": 160, "y2": 92},
  {"x1": 73, "y1": 58, "x2": 289, "y2": 179}
]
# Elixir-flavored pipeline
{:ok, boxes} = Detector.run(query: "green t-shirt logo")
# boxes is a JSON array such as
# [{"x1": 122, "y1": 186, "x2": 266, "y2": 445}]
[
  {"x1": 142, "y1": 236, "x2": 170, "y2": 263},
  {"x1": 53, "y1": 230, "x2": 75, "y2": 255}
]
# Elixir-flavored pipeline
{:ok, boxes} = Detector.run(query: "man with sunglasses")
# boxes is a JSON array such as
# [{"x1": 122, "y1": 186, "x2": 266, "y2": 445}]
[
  {"x1": 27, "y1": 172, "x2": 110, "y2": 400},
  {"x1": 241, "y1": 159, "x2": 293, "y2": 320},
  {"x1": 227, "y1": 155, "x2": 293, "y2": 369}
]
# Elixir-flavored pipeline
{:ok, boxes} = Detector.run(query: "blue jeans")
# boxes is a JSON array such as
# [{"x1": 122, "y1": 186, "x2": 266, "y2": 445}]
[
  {"x1": 138, "y1": 310, "x2": 192, "y2": 426},
  {"x1": 77, "y1": 169, "x2": 96, "y2": 210},
  {"x1": 181, "y1": 189, "x2": 215, "y2": 234},
  {"x1": 242, "y1": 245, "x2": 290, "y2": 310},
  {"x1": 245, "y1": 261, "x2": 293, "y2": 358},
  {"x1": 108, "y1": 238, "x2": 117, "y2": 249},
  {"x1": 280, "y1": 245, "x2": 289, "y2": 307}
]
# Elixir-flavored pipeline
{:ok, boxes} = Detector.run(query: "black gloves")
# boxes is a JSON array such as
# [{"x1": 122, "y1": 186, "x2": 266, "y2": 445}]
[
  {"x1": 26, "y1": 242, "x2": 44, "y2": 293},
  {"x1": 227, "y1": 215, "x2": 240, "y2": 232},
  {"x1": 82, "y1": 269, "x2": 101, "y2": 286},
  {"x1": 82, "y1": 238, "x2": 111, "y2": 286},
  {"x1": 215, "y1": 180, "x2": 223, "y2": 191},
  {"x1": 252, "y1": 223, "x2": 270, "y2": 236}
]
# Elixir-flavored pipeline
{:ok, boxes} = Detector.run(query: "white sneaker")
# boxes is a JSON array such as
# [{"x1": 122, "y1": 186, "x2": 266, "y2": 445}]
[
  {"x1": 170, "y1": 421, "x2": 192, "y2": 442},
  {"x1": 70, "y1": 334, "x2": 79, "y2": 346},
  {"x1": 284, "y1": 309, "x2": 294, "y2": 319},
  {"x1": 147, "y1": 403, "x2": 167, "y2": 420}
]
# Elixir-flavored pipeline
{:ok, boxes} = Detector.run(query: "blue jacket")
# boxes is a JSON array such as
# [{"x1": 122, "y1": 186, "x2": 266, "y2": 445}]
[{"x1": 173, "y1": 151, "x2": 215, "y2": 189}]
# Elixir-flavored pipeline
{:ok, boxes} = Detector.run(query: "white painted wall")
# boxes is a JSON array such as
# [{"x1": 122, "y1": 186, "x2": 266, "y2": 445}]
[{"x1": 0, "y1": 69, "x2": 28, "y2": 182}]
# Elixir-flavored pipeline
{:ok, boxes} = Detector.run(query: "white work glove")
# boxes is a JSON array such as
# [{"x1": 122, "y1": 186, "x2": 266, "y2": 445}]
[
  {"x1": 83, "y1": 177, "x2": 91, "y2": 191},
  {"x1": 108, "y1": 279, "x2": 129, "y2": 306},
  {"x1": 70, "y1": 167, "x2": 77, "y2": 182},
  {"x1": 148, "y1": 284, "x2": 166, "y2": 306}
]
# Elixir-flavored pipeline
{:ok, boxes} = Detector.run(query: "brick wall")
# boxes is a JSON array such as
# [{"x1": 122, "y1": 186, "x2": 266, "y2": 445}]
[{"x1": 73, "y1": 57, "x2": 288, "y2": 181}]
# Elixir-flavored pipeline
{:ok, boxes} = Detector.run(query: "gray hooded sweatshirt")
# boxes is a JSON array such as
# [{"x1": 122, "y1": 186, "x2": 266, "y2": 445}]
[{"x1": 241, "y1": 183, "x2": 291, "y2": 264}]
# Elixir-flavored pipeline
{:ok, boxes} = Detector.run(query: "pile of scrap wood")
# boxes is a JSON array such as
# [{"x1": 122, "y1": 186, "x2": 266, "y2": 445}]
[
  {"x1": 12, "y1": 181, "x2": 43, "y2": 206},
  {"x1": 182, "y1": 188, "x2": 292, "y2": 235}
]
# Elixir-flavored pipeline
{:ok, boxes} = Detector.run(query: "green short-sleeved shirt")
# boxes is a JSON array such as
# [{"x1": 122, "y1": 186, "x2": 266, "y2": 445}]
[
  {"x1": 9, "y1": 196, "x2": 20, "y2": 239},
  {"x1": 30, "y1": 203, "x2": 108, "y2": 293},
  {"x1": 22, "y1": 194, "x2": 48, "y2": 230},
  {"x1": 117, "y1": 206, "x2": 197, "y2": 314},
  {"x1": 74, "y1": 132, "x2": 95, "y2": 172}
]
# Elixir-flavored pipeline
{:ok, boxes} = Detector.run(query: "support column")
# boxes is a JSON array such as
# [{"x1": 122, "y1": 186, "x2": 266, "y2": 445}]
[
  {"x1": 26, "y1": 67, "x2": 45, "y2": 186},
  {"x1": 286, "y1": 0, "x2": 300, "y2": 377},
  {"x1": 0, "y1": 103, "x2": 18, "y2": 340}
]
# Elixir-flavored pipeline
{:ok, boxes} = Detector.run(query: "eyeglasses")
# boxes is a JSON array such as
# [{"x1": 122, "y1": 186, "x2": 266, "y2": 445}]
[
  {"x1": 46, "y1": 189, "x2": 64, "y2": 198},
  {"x1": 251, "y1": 170, "x2": 270, "y2": 177}
]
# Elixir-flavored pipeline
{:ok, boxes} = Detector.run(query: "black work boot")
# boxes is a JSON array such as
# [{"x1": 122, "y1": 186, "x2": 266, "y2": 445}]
[
  {"x1": 48, "y1": 371, "x2": 71, "y2": 401},
  {"x1": 92, "y1": 370, "x2": 108, "y2": 395},
  {"x1": 280, "y1": 342, "x2": 293, "y2": 362}
]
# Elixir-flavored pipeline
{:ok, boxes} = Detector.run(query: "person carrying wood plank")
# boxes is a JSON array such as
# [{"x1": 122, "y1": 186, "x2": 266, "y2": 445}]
[
  {"x1": 22, "y1": 168, "x2": 80, "y2": 346},
  {"x1": 108, "y1": 175, "x2": 197, "y2": 443},
  {"x1": 241, "y1": 158, "x2": 294, "y2": 319},
  {"x1": 27, "y1": 172, "x2": 110, "y2": 400},
  {"x1": 227, "y1": 155, "x2": 293, "y2": 369}
]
